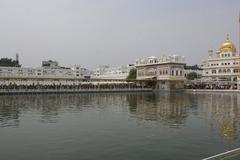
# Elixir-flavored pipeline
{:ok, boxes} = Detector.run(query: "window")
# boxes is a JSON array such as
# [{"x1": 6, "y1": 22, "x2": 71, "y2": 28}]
[
  {"x1": 212, "y1": 70, "x2": 216, "y2": 74},
  {"x1": 176, "y1": 70, "x2": 178, "y2": 76}
]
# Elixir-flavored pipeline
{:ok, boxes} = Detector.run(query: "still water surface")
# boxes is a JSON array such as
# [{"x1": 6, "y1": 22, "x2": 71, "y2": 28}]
[{"x1": 0, "y1": 92, "x2": 240, "y2": 160}]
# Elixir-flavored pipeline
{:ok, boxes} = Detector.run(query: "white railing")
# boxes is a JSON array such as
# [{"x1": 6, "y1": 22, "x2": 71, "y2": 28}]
[
  {"x1": 0, "y1": 73, "x2": 82, "y2": 79},
  {"x1": 203, "y1": 73, "x2": 240, "y2": 76},
  {"x1": 202, "y1": 148, "x2": 240, "y2": 160}
]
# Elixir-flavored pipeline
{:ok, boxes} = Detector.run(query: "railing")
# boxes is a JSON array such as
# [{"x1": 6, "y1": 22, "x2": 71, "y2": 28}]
[
  {"x1": 202, "y1": 148, "x2": 240, "y2": 160},
  {"x1": 0, "y1": 73, "x2": 84, "y2": 79},
  {"x1": 203, "y1": 72, "x2": 240, "y2": 77}
]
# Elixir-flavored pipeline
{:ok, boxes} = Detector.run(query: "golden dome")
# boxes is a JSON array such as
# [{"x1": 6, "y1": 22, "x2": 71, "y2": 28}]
[{"x1": 219, "y1": 34, "x2": 236, "y2": 53}]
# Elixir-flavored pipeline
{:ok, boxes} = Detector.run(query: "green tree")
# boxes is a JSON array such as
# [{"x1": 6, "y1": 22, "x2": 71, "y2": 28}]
[
  {"x1": 0, "y1": 58, "x2": 21, "y2": 67},
  {"x1": 184, "y1": 64, "x2": 202, "y2": 70},
  {"x1": 127, "y1": 68, "x2": 137, "y2": 80},
  {"x1": 186, "y1": 72, "x2": 198, "y2": 80}
]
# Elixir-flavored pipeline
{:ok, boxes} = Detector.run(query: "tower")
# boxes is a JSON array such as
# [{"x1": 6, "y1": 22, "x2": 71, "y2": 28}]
[{"x1": 16, "y1": 53, "x2": 19, "y2": 63}]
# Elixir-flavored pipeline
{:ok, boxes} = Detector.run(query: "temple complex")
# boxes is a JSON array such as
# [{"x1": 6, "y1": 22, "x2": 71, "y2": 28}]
[{"x1": 202, "y1": 34, "x2": 240, "y2": 89}]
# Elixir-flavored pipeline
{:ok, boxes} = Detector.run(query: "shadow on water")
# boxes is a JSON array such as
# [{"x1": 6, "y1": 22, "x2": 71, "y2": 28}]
[{"x1": 0, "y1": 92, "x2": 240, "y2": 141}]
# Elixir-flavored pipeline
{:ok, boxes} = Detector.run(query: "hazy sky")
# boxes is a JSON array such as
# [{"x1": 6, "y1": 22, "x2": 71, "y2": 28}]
[{"x1": 0, "y1": 0, "x2": 240, "y2": 68}]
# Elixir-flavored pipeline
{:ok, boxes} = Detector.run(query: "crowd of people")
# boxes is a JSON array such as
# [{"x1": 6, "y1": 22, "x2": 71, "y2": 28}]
[
  {"x1": 184, "y1": 83, "x2": 238, "y2": 90},
  {"x1": 0, "y1": 82, "x2": 151, "y2": 90}
]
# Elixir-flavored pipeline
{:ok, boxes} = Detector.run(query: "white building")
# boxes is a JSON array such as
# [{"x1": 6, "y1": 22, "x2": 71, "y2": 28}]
[
  {"x1": 92, "y1": 64, "x2": 134, "y2": 79},
  {"x1": 0, "y1": 65, "x2": 90, "y2": 79},
  {"x1": 202, "y1": 34, "x2": 240, "y2": 89},
  {"x1": 135, "y1": 55, "x2": 186, "y2": 90}
]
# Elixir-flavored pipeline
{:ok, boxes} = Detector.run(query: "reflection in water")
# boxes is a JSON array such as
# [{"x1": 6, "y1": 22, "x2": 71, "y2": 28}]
[
  {"x1": 0, "y1": 94, "x2": 131, "y2": 127},
  {"x1": 126, "y1": 93, "x2": 190, "y2": 127},
  {"x1": 0, "y1": 93, "x2": 240, "y2": 141},
  {"x1": 193, "y1": 93, "x2": 240, "y2": 141}
]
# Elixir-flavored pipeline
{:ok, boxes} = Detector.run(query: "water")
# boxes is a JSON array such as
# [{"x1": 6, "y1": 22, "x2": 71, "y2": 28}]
[{"x1": 0, "y1": 92, "x2": 239, "y2": 160}]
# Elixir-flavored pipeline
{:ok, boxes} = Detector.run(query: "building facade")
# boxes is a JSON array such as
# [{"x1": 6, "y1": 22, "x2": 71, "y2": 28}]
[
  {"x1": 0, "y1": 65, "x2": 90, "y2": 79},
  {"x1": 135, "y1": 55, "x2": 186, "y2": 90},
  {"x1": 42, "y1": 60, "x2": 59, "y2": 68},
  {"x1": 92, "y1": 64, "x2": 134, "y2": 79},
  {"x1": 202, "y1": 34, "x2": 240, "y2": 89}
]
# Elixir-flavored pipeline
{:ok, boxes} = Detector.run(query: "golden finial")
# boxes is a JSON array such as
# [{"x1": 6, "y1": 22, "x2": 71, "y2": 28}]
[{"x1": 219, "y1": 33, "x2": 237, "y2": 53}]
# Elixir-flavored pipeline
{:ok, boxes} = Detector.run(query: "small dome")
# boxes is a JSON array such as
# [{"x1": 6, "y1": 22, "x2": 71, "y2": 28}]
[
  {"x1": 219, "y1": 34, "x2": 236, "y2": 53},
  {"x1": 208, "y1": 49, "x2": 213, "y2": 52}
]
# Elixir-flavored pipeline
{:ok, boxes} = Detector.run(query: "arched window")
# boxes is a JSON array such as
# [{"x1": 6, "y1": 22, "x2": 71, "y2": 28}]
[{"x1": 211, "y1": 70, "x2": 216, "y2": 74}]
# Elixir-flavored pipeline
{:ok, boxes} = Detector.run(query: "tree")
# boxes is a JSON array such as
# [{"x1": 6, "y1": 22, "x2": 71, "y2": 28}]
[
  {"x1": 184, "y1": 64, "x2": 202, "y2": 70},
  {"x1": 127, "y1": 68, "x2": 137, "y2": 80},
  {"x1": 0, "y1": 58, "x2": 21, "y2": 67},
  {"x1": 186, "y1": 72, "x2": 198, "y2": 80}
]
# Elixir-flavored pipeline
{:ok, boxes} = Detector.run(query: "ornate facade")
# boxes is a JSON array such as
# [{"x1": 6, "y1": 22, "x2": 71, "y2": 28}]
[
  {"x1": 135, "y1": 55, "x2": 186, "y2": 90},
  {"x1": 202, "y1": 34, "x2": 240, "y2": 89}
]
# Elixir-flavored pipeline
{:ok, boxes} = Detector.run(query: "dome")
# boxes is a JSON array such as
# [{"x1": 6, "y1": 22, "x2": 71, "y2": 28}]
[{"x1": 219, "y1": 34, "x2": 236, "y2": 53}]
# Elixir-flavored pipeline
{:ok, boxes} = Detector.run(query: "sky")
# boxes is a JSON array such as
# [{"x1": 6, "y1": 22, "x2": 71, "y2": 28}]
[{"x1": 0, "y1": 0, "x2": 240, "y2": 68}]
